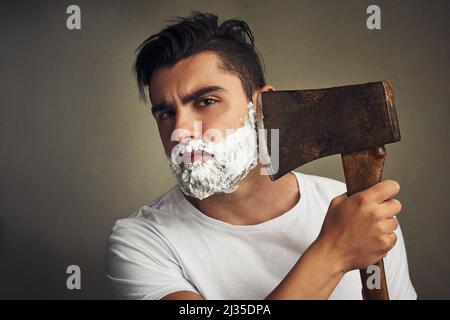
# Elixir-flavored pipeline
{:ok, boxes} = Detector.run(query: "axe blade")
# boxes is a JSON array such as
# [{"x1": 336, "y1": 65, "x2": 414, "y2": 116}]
[{"x1": 256, "y1": 80, "x2": 401, "y2": 180}]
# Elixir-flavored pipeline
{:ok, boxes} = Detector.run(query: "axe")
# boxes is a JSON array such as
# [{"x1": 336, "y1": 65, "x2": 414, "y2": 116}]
[{"x1": 256, "y1": 80, "x2": 401, "y2": 300}]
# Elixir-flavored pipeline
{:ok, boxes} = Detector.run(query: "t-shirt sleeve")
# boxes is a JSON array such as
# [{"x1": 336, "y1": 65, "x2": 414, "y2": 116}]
[
  {"x1": 105, "y1": 218, "x2": 199, "y2": 300},
  {"x1": 384, "y1": 223, "x2": 417, "y2": 300}
]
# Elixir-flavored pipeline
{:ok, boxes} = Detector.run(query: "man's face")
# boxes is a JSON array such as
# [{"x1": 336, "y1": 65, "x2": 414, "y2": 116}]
[
  {"x1": 149, "y1": 52, "x2": 260, "y2": 199},
  {"x1": 149, "y1": 52, "x2": 249, "y2": 155}
]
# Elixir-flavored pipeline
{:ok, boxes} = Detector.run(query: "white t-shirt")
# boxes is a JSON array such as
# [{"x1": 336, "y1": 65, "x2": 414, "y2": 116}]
[{"x1": 106, "y1": 171, "x2": 417, "y2": 300}]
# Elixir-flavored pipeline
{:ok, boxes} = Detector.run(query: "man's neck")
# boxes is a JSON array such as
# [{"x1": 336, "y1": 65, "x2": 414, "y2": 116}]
[{"x1": 184, "y1": 164, "x2": 300, "y2": 225}]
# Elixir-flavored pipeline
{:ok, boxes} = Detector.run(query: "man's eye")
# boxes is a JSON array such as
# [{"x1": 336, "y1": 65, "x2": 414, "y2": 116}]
[
  {"x1": 198, "y1": 98, "x2": 217, "y2": 107},
  {"x1": 159, "y1": 111, "x2": 174, "y2": 121}
]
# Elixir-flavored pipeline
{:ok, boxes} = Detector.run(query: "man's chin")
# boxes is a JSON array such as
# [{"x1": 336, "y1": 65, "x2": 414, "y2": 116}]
[
  {"x1": 178, "y1": 182, "x2": 233, "y2": 200},
  {"x1": 179, "y1": 186, "x2": 217, "y2": 200},
  {"x1": 176, "y1": 173, "x2": 242, "y2": 200}
]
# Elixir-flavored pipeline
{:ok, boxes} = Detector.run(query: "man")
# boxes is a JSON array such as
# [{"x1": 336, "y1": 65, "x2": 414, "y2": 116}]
[{"x1": 106, "y1": 12, "x2": 416, "y2": 300}]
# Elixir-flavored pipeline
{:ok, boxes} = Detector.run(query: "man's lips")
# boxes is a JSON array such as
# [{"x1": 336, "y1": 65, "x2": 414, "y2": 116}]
[{"x1": 180, "y1": 150, "x2": 214, "y2": 163}]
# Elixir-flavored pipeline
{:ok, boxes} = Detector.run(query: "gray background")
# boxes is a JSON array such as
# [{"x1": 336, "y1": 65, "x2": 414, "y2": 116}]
[{"x1": 0, "y1": 0, "x2": 449, "y2": 299}]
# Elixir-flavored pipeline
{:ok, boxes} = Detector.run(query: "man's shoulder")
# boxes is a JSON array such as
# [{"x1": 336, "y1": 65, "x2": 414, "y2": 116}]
[{"x1": 109, "y1": 185, "x2": 187, "y2": 238}]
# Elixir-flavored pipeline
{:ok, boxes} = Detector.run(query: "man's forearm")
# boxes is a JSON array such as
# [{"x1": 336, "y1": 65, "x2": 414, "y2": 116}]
[{"x1": 265, "y1": 238, "x2": 346, "y2": 300}]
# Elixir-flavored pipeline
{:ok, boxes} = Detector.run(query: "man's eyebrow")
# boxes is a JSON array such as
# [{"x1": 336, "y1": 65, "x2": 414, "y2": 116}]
[
  {"x1": 180, "y1": 85, "x2": 227, "y2": 105},
  {"x1": 151, "y1": 86, "x2": 226, "y2": 114},
  {"x1": 151, "y1": 101, "x2": 173, "y2": 115}
]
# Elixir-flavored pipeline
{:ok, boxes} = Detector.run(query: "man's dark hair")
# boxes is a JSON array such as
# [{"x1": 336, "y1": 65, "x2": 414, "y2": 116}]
[{"x1": 134, "y1": 11, "x2": 266, "y2": 102}]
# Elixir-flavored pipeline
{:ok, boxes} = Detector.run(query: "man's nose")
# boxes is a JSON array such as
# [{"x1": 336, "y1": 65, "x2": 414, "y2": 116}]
[{"x1": 172, "y1": 112, "x2": 202, "y2": 143}]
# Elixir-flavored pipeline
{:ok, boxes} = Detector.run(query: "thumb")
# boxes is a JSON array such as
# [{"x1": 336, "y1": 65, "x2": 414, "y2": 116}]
[{"x1": 330, "y1": 192, "x2": 348, "y2": 208}]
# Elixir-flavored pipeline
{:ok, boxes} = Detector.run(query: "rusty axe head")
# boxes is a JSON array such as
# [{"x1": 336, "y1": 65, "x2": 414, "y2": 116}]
[{"x1": 255, "y1": 80, "x2": 401, "y2": 180}]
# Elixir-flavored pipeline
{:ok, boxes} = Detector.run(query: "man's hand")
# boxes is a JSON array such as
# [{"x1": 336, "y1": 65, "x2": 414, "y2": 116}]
[{"x1": 317, "y1": 179, "x2": 402, "y2": 273}]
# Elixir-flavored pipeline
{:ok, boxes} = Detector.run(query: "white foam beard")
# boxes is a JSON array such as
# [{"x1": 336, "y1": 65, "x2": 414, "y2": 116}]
[{"x1": 167, "y1": 102, "x2": 258, "y2": 200}]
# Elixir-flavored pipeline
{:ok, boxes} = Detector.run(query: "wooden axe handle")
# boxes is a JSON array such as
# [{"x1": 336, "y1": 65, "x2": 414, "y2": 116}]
[{"x1": 341, "y1": 146, "x2": 390, "y2": 300}]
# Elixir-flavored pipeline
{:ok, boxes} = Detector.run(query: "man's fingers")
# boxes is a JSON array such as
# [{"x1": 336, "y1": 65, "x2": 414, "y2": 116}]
[
  {"x1": 381, "y1": 217, "x2": 399, "y2": 233},
  {"x1": 380, "y1": 198, "x2": 402, "y2": 218},
  {"x1": 386, "y1": 232, "x2": 398, "y2": 249},
  {"x1": 368, "y1": 180, "x2": 401, "y2": 203}
]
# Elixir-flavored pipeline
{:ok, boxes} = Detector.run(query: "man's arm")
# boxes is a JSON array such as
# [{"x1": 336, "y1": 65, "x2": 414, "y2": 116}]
[
  {"x1": 161, "y1": 237, "x2": 343, "y2": 300},
  {"x1": 162, "y1": 180, "x2": 402, "y2": 300},
  {"x1": 161, "y1": 239, "x2": 343, "y2": 300}
]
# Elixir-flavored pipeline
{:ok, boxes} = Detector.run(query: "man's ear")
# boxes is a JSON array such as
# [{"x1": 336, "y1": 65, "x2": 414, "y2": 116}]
[{"x1": 252, "y1": 85, "x2": 275, "y2": 104}]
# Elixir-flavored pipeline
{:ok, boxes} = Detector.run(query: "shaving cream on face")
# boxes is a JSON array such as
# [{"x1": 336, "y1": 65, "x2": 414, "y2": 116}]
[{"x1": 167, "y1": 102, "x2": 258, "y2": 200}]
